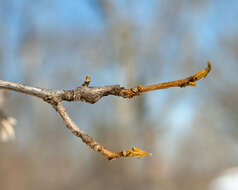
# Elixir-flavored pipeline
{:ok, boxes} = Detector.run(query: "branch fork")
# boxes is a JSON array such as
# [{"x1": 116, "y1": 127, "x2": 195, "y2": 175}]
[{"x1": 0, "y1": 63, "x2": 211, "y2": 160}]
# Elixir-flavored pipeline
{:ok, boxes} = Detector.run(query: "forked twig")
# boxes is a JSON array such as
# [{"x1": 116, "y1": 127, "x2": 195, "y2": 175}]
[{"x1": 0, "y1": 63, "x2": 211, "y2": 160}]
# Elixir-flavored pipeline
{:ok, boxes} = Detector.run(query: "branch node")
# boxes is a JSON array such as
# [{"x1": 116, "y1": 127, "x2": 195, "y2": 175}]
[
  {"x1": 137, "y1": 85, "x2": 143, "y2": 92},
  {"x1": 43, "y1": 96, "x2": 59, "y2": 106},
  {"x1": 119, "y1": 87, "x2": 142, "y2": 98}
]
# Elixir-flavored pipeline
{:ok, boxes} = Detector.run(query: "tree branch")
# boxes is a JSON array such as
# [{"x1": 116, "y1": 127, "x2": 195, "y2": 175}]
[
  {"x1": 53, "y1": 102, "x2": 150, "y2": 160},
  {"x1": 0, "y1": 63, "x2": 211, "y2": 160}
]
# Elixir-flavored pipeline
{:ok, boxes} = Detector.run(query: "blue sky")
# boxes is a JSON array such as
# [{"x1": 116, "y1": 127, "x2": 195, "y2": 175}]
[{"x1": 2, "y1": 0, "x2": 238, "y2": 61}]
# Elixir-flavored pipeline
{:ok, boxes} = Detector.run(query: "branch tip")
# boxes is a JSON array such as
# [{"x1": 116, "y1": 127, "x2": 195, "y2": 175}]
[
  {"x1": 192, "y1": 62, "x2": 211, "y2": 81},
  {"x1": 117, "y1": 63, "x2": 211, "y2": 99},
  {"x1": 124, "y1": 146, "x2": 152, "y2": 158},
  {"x1": 82, "y1": 75, "x2": 91, "y2": 86}
]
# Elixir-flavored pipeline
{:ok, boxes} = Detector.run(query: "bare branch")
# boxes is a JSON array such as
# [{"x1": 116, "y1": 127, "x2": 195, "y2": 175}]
[
  {"x1": 119, "y1": 62, "x2": 211, "y2": 98},
  {"x1": 0, "y1": 63, "x2": 211, "y2": 160},
  {"x1": 0, "y1": 80, "x2": 59, "y2": 99},
  {"x1": 53, "y1": 102, "x2": 151, "y2": 160}
]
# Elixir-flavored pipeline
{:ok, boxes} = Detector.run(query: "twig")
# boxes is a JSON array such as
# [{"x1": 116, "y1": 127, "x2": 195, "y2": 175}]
[
  {"x1": 53, "y1": 102, "x2": 151, "y2": 160},
  {"x1": 119, "y1": 62, "x2": 211, "y2": 98},
  {"x1": 0, "y1": 63, "x2": 211, "y2": 160}
]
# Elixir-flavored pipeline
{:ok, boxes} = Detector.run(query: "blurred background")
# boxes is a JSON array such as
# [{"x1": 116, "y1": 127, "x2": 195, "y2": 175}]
[{"x1": 0, "y1": 0, "x2": 238, "y2": 190}]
